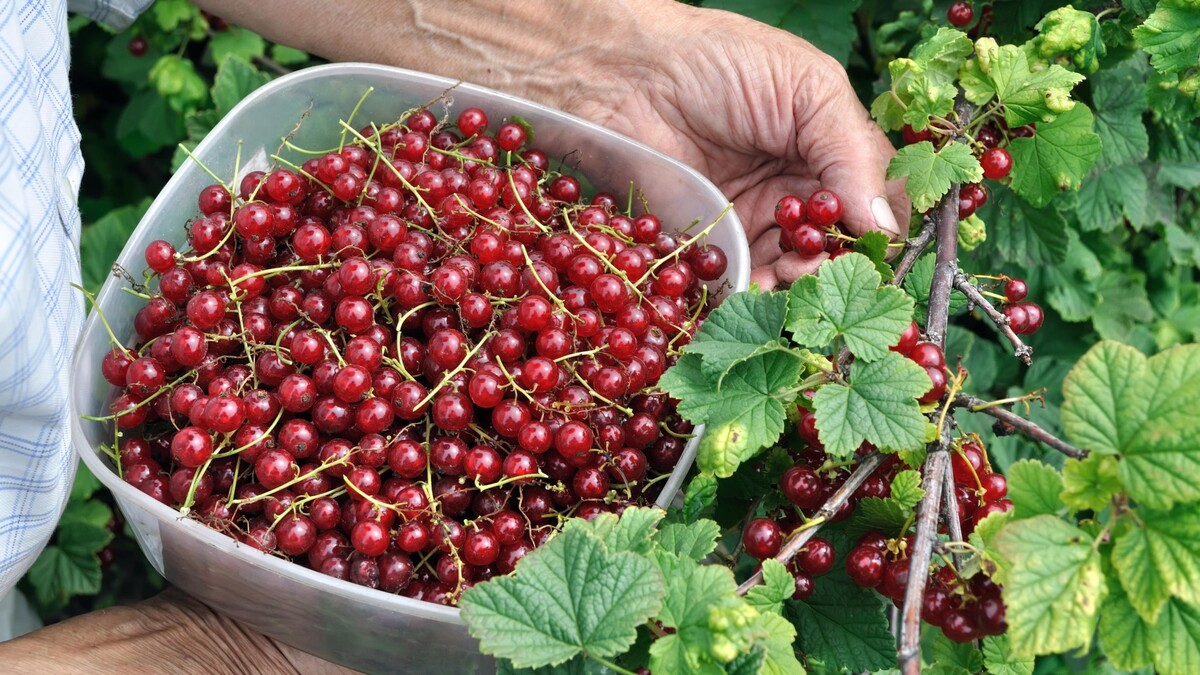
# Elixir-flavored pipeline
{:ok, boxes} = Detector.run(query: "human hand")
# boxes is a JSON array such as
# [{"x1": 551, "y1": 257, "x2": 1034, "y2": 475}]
[
  {"x1": 0, "y1": 588, "x2": 356, "y2": 674},
  {"x1": 558, "y1": 2, "x2": 909, "y2": 290}
]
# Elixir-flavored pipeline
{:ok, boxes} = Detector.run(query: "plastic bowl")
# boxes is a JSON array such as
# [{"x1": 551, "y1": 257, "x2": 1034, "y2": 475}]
[{"x1": 72, "y1": 63, "x2": 748, "y2": 674}]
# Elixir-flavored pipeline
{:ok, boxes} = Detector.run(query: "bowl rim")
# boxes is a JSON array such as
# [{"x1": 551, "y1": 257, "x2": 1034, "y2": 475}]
[{"x1": 72, "y1": 61, "x2": 748, "y2": 627}]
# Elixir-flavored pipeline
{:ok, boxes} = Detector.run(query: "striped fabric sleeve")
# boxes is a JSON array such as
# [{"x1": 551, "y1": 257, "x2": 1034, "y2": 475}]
[{"x1": 66, "y1": 0, "x2": 155, "y2": 31}]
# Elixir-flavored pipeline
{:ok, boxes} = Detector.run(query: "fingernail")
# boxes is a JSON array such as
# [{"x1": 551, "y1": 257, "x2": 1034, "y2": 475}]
[{"x1": 871, "y1": 197, "x2": 901, "y2": 238}]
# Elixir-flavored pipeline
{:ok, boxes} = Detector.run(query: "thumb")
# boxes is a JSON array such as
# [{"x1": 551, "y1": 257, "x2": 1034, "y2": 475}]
[{"x1": 794, "y1": 85, "x2": 908, "y2": 240}]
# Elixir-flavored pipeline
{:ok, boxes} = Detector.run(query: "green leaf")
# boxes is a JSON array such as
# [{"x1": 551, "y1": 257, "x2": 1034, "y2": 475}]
[
  {"x1": 1092, "y1": 270, "x2": 1156, "y2": 342},
  {"x1": 563, "y1": 507, "x2": 663, "y2": 555},
  {"x1": 1090, "y1": 59, "x2": 1150, "y2": 168},
  {"x1": 981, "y1": 634, "x2": 1034, "y2": 675},
  {"x1": 1008, "y1": 106, "x2": 1102, "y2": 207},
  {"x1": 684, "y1": 289, "x2": 790, "y2": 383},
  {"x1": 1060, "y1": 454, "x2": 1121, "y2": 512},
  {"x1": 755, "y1": 612, "x2": 806, "y2": 675},
  {"x1": 871, "y1": 28, "x2": 974, "y2": 131},
  {"x1": 1098, "y1": 581, "x2": 1155, "y2": 672},
  {"x1": 958, "y1": 38, "x2": 1086, "y2": 125},
  {"x1": 853, "y1": 231, "x2": 895, "y2": 282},
  {"x1": 1113, "y1": 504, "x2": 1200, "y2": 623},
  {"x1": 495, "y1": 657, "x2": 603, "y2": 675},
  {"x1": 903, "y1": 253, "x2": 968, "y2": 323},
  {"x1": 932, "y1": 631, "x2": 984, "y2": 673},
  {"x1": 976, "y1": 188, "x2": 1069, "y2": 266},
  {"x1": 745, "y1": 559, "x2": 794, "y2": 615},
  {"x1": 812, "y1": 351, "x2": 932, "y2": 458},
  {"x1": 886, "y1": 141, "x2": 984, "y2": 213},
  {"x1": 890, "y1": 470, "x2": 925, "y2": 509},
  {"x1": 1076, "y1": 164, "x2": 1148, "y2": 232},
  {"x1": 80, "y1": 200, "x2": 152, "y2": 294},
  {"x1": 24, "y1": 516, "x2": 112, "y2": 610},
  {"x1": 786, "y1": 573, "x2": 895, "y2": 671},
  {"x1": 681, "y1": 474, "x2": 718, "y2": 523},
  {"x1": 70, "y1": 462, "x2": 101, "y2": 502},
  {"x1": 654, "y1": 521, "x2": 721, "y2": 562},
  {"x1": 148, "y1": 55, "x2": 209, "y2": 113},
  {"x1": 786, "y1": 253, "x2": 915, "y2": 362},
  {"x1": 991, "y1": 515, "x2": 1106, "y2": 657},
  {"x1": 1148, "y1": 596, "x2": 1200, "y2": 675},
  {"x1": 211, "y1": 55, "x2": 270, "y2": 116},
  {"x1": 1032, "y1": 7, "x2": 1106, "y2": 73},
  {"x1": 459, "y1": 528, "x2": 664, "y2": 668},
  {"x1": 208, "y1": 27, "x2": 266, "y2": 66},
  {"x1": 665, "y1": 351, "x2": 803, "y2": 478},
  {"x1": 270, "y1": 44, "x2": 311, "y2": 65},
  {"x1": 1005, "y1": 459, "x2": 1063, "y2": 518},
  {"x1": 649, "y1": 551, "x2": 750, "y2": 673},
  {"x1": 152, "y1": 0, "x2": 198, "y2": 31},
  {"x1": 1134, "y1": 3, "x2": 1200, "y2": 74},
  {"x1": 1061, "y1": 341, "x2": 1152, "y2": 456},
  {"x1": 1061, "y1": 342, "x2": 1200, "y2": 509},
  {"x1": 846, "y1": 497, "x2": 910, "y2": 539}
]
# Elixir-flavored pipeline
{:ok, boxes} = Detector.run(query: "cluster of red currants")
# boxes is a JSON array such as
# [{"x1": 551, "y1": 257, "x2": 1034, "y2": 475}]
[
  {"x1": 101, "y1": 104, "x2": 729, "y2": 605},
  {"x1": 999, "y1": 277, "x2": 1044, "y2": 335},
  {"x1": 892, "y1": 322, "x2": 951, "y2": 404},
  {"x1": 845, "y1": 440, "x2": 1012, "y2": 642},
  {"x1": 773, "y1": 191, "x2": 852, "y2": 258}
]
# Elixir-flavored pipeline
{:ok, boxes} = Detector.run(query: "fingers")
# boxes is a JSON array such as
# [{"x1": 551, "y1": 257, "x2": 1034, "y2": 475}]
[
  {"x1": 792, "y1": 66, "x2": 906, "y2": 241},
  {"x1": 748, "y1": 226, "x2": 827, "y2": 291}
]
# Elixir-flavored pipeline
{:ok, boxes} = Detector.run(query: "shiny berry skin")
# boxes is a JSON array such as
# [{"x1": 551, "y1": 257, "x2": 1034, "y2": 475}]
[
  {"x1": 792, "y1": 572, "x2": 815, "y2": 600},
  {"x1": 796, "y1": 537, "x2": 835, "y2": 576},
  {"x1": 979, "y1": 472, "x2": 1008, "y2": 502},
  {"x1": 892, "y1": 321, "x2": 920, "y2": 355},
  {"x1": 171, "y1": 427, "x2": 213, "y2": 468},
  {"x1": 981, "y1": 147, "x2": 1013, "y2": 180},
  {"x1": 742, "y1": 518, "x2": 783, "y2": 560},
  {"x1": 919, "y1": 366, "x2": 948, "y2": 404},
  {"x1": 908, "y1": 341, "x2": 945, "y2": 368},
  {"x1": 806, "y1": 190, "x2": 843, "y2": 226},
  {"x1": 351, "y1": 520, "x2": 389, "y2": 557},
  {"x1": 1003, "y1": 303, "x2": 1030, "y2": 334},
  {"x1": 1004, "y1": 278, "x2": 1028, "y2": 302},
  {"x1": 941, "y1": 608, "x2": 980, "y2": 643},
  {"x1": 789, "y1": 224, "x2": 827, "y2": 257},
  {"x1": 127, "y1": 35, "x2": 148, "y2": 57},
  {"x1": 961, "y1": 183, "x2": 988, "y2": 209},
  {"x1": 144, "y1": 240, "x2": 176, "y2": 273},
  {"x1": 846, "y1": 545, "x2": 886, "y2": 587},
  {"x1": 780, "y1": 466, "x2": 824, "y2": 510},
  {"x1": 1020, "y1": 302, "x2": 1044, "y2": 334},
  {"x1": 947, "y1": 1, "x2": 974, "y2": 27},
  {"x1": 774, "y1": 195, "x2": 806, "y2": 230}
]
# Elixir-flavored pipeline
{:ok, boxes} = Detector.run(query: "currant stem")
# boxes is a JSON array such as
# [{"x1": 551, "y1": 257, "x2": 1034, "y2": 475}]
[
  {"x1": 898, "y1": 437, "x2": 951, "y2": 675},
  {"x1": 891, "y1": 216, "x2": 936, "y2": 287}
]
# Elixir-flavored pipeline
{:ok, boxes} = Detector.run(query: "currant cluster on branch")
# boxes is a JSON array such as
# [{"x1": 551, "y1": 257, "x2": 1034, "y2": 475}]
[
  {"x1": 843, "y1": 439, "x2": 1012, "y2": 644},
  {"x1": 772, "y1": 191, "x2": 851, "y2": 258},
  {"x1": 999, "y1": 277, "x2": 1044, "y2": 335},
  {"x1": 99, "y1": 103, "x2": 731, "y2": 606}
]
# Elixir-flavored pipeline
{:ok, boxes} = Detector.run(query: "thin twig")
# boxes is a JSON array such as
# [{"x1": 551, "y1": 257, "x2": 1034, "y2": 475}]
[
  {"x1": 953, "y1": 272, "x2": 1033, "y2": 365},
  {"x1": 892, "y1": 216, "x2": 936, "y2": 287},
  {"x1": 736, "y1": 453, "x2": 886, "y2": 595},
  {"x1": 954, "y1": 394, "x2": 1087, "y2": 459},
  {"x1": 941, "y1": 462, "x2": 965, "y2": 569},
  {"x1": 253, "y1": 54, "x2": 291, "y2": 76},
  {"x1": 898, "y1": 441, "x2": 951, "y2": 675}
]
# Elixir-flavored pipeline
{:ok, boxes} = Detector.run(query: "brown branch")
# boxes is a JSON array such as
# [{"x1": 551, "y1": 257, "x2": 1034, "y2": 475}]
[
  {"x1": 892, "y1": 216, "x2": 936, "y2": 287},
  {"x1": 954, "y1": 272, "x2": 1033, "y2": 365},
  {"x1": 955, "y1": 394, "x2": 1087, "y2": 459},
  {"x1": 898, "y1": 441, "x2": 952, "y2": 675},
  {"x1": 924, "y1": 191, "x2": 960, "y2": 348},
  {"x1": 736, "y1": 453, "x2": 886, "y2": 595}
]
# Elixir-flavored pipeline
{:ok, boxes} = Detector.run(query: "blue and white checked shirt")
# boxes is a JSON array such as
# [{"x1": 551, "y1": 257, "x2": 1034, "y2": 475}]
[{"x1": 0, "y1": 0, "x2": 151, "y2": 603}]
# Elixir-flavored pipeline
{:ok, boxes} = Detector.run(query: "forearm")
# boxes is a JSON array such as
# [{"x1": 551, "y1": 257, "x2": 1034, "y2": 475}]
[
  {"x1": 0, "y1": 589, "x2": 314, "y2": 674},
  {"x1": 192, "y1": 0, "x2": 669, "y2": 111}
]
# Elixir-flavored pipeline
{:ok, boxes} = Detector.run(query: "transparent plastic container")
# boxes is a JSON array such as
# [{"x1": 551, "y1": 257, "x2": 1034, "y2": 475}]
[{"x1": 72, "y1": 63, "x2": 749, "y2": 674}]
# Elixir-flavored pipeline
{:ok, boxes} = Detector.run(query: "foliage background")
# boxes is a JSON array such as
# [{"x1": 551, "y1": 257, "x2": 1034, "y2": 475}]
[{"x1": 26, "y1": 1, "x2": 1198, "y2": 671}]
